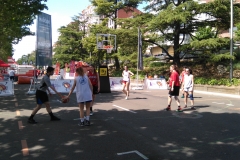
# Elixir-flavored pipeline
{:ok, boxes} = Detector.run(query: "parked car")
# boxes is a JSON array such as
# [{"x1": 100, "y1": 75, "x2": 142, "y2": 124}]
[
  {"x1": 153, "y1": 53, "x2": 169, "y2": 62},
  {"x1": 154, "y1": 53, "x2": 166, "y2": 59}
]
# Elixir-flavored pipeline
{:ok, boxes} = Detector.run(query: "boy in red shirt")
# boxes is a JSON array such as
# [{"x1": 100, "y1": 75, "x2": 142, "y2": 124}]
[{"x1": 166, "y1": 65, "x2": 182, "y2": 112}]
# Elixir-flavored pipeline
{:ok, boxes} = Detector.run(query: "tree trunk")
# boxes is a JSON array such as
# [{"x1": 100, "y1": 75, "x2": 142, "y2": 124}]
[
  {"x1": 173, "y1": 23, "x2": 181, "y2": 67},
  {"x1": 114, "y1": 56, "x2": 120, "y2": 70}
]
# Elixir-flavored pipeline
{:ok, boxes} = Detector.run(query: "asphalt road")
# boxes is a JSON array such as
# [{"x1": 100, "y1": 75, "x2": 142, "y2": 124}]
[{"x1": 1, "y1": 84, "x2": 240, "y2": 160}]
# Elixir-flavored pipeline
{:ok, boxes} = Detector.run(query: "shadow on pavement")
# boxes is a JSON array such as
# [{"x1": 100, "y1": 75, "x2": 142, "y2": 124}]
[{"x1": 0, "y1": 84, "x2": 240, "y2": 160}]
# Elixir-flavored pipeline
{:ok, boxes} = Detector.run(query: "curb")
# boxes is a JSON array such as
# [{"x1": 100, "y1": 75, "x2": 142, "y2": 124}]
[{"x1": 195, "y1": 90, "x2": 240, "y2": 99}]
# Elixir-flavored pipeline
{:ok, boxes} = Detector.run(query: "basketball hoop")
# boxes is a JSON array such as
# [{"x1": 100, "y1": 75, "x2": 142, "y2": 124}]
[{"x1": 107, "y1": 48, "x2": 113, "y2": 53}]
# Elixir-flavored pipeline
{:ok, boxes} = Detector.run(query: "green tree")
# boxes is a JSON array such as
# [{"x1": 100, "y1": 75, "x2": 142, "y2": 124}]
[
  {"x1": 135, "y1": 0, "x2": 240, "y2": 66},
  {"x1": 0, "y1": 0, "x2": 48, "y2": 60},
  {"x1": 53, "y1": 16, "x2": 87, "y2": 67},
  {"x1": 90, "y1": 0, "x2": 144, "y2": 69},
  {"x1": 17, "y1": 50, "x2": 36, "y2": 65}
]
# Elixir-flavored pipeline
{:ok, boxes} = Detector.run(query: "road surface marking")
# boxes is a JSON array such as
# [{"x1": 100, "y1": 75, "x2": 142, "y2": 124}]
[
  {"x1": 117, "y1": 150, "x2": 148, "y2": 160},
  {"x1": 16, "y1": 110, "x2": 20, "y2": 116},
  {"x1": 21, "y1": 140, "x2": 29, "y2": 156},
  {"x1": 212, "y1": 102, "x2": 224, "y2": 104},
  {"x1": 226, "y1": 104, "x2": 234, "y2": 106},
  {"x1": 113, "y1": 105, "x2": 137, "y2": 113},
  {"x1": 18, "y1": 121, "x2": 24, "y2": 130}
]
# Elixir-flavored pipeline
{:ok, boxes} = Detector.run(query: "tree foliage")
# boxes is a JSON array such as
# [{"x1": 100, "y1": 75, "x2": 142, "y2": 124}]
[
  {"x1": 0, "y1": 0, "x2": 48, "y2": 60},
  {"x1": 53, "y1": 0, "x2": 240, "y2": 68},
  {"x1": 17, "y1": 50, "x2": 36, "y2": 65},
  {"x1": 53, "y1": 16, "x2": 89, "y2": 67}
]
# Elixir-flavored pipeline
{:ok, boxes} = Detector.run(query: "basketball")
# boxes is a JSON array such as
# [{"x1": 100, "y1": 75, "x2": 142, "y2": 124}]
[{"x1": 61, "y1": 96, "x2": 70, "y2": 103}]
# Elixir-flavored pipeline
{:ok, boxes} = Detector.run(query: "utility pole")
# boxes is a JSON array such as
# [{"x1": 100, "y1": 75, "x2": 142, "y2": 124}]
[{"x1": 230, "y1": 0, "x2": 233, "y2": 83}]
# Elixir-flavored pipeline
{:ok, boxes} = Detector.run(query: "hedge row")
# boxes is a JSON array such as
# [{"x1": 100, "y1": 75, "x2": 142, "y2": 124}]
[{"x1": 194, "y1": 77, "x2": 240, "y2": 86}]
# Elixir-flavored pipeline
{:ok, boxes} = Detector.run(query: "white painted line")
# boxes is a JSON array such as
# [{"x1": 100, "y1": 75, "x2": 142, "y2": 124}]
[
  {"x1": 212, "y1": 102, "x2": 224, "y2": 104},
  {"x1": 117, "y1": 150, "x2": 148, "y2": 160},
  {"x1": 226, "y1": 104, "x2": 234, "y2": 106},
  {"x1": 113, "y1": 105, "x2": 137, "y2": 114}
]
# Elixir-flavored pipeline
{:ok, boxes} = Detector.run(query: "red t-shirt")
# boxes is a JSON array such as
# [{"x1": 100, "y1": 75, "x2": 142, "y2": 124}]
[
  {"x1": 88, "y1": 71, "x2": 98, "y2": 86},
  {"x1": 169, "y1": 71, "x2": 180, "y2": 87}
]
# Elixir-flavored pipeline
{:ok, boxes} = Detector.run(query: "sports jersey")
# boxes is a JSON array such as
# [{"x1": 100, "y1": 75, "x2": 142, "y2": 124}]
[
  {"x1": 75, "y1": 75, "x2": 92, "y2": 103},
  {"x1": 88, "y1": 71, "x2": 98, "y2": 86}
]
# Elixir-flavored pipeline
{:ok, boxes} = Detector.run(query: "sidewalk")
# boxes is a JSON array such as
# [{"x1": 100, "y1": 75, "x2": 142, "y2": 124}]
[{"x1": 195, "y1": 90, "x2": 240, "y2": 99}]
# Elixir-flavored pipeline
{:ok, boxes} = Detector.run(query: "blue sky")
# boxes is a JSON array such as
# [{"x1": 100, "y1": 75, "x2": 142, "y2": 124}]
[{"x1": 13, "y1": 0, "x2": 146, "y2": 60}]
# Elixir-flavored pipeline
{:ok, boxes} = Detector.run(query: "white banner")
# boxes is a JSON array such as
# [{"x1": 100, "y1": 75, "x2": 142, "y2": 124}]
[
  {"x1": 0, "y1": 80, "x2": 14, "y2": 96},
  {"x1": 145, "y1": 78, "x2": 168, "y2": 90},
  {"x1": 49, "y1": 79, "x2": 76, "y2": 94},
  {"x1": 64, "y1": 73, "x2": 75, "y2": 79},
  {"x1": 109, "y1": 77, "x2": 123, "y2": 90}
]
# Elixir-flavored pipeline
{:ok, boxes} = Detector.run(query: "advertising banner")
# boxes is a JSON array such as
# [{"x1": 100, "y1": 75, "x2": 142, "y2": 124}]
[
  {"x1": 0, "y1": 81, "x2": 14, "y2": 96},
  {"x1": 36, "y1": 12, "x2": 52, "y2": 66},
  {"x1": 49, "y1": 79, "x2": 76, "y2": 94},
  {"x1": 145, "y1": 78, "x2": 168, "y2": 90},
  {"x1": 109, "y1": 77, "x2": 123, "y2": 90}
]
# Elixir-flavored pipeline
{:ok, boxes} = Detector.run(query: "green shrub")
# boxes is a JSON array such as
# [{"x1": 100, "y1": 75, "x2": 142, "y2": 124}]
[
  {"x1": 194, "y1": 77, "x2": 240, "y2": 86},
  {"x1": 233, "y1": 62, "x2": 240, "y2": 70},
  {"x1": 149, "y1": 62, "x2": 164, "y2": 67}
]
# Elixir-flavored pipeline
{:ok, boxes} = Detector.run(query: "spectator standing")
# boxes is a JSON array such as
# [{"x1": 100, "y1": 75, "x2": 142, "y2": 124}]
[{"x1": 8, "y1": 68, "x2": 15, "y2": 81}]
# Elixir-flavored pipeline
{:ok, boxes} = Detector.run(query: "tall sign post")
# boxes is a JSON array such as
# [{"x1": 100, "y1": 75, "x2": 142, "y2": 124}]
[
  {"x1": 27, "y1": 12, "x2": 52, "y2": 95},
  {"x1": 96, "y1": 34, "x2": 116, "y2": 93},
  {"x1": 36, "y1": 12, "x2": 52, "y2": 67}
]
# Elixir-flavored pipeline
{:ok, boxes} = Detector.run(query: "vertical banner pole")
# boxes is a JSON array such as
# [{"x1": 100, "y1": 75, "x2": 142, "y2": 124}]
[{"x1": 137, "y1": 27, "x2": 143, "y2": 89}]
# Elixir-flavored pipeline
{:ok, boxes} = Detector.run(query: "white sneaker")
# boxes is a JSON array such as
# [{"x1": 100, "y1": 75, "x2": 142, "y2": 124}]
[{"x1": 125, "y1": 96, "x2": 128, "y2": 100}]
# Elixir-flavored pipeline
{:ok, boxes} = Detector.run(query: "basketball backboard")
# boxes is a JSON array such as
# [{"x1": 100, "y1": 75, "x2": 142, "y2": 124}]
[{"x1": 96, "y1": 34, "x2": 116, "y2": 51}]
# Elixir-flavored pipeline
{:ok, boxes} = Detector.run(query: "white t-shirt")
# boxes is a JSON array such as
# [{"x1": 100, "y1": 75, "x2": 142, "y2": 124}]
[
  {"x1": 9, "y1": 70, "x2": 15, "y2": 76},
  {"x1": 183, "y1": 74, "x2": 193, "y2": 91},
  {"x1": 123, "y1": 70, "x2": 131, "y2": 82}
]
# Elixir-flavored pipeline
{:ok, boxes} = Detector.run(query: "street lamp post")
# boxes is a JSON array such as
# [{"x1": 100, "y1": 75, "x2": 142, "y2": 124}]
[{"x1": 230, "y1": 0, "x2": 233, "y2": 82}]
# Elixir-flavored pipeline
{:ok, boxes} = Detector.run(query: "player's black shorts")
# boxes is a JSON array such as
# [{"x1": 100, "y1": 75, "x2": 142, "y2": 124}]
[
  {"x1": 93, "y1": 86, "x2": 99, "y2": 94},
  {"x1": 36, "y1": 90, "x2": 49, "y2": 104},
  {"x1": 168, "y1": 86, "x2": 180, "y2": 96},
  {"x1": 10, "y1": 76, "x2": 14, "y2": 81}
]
